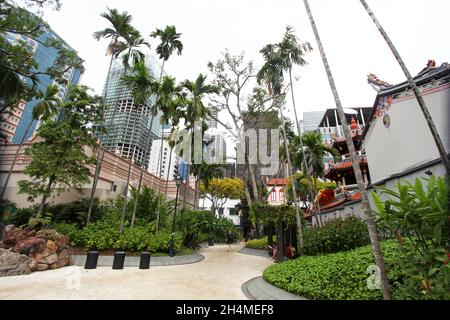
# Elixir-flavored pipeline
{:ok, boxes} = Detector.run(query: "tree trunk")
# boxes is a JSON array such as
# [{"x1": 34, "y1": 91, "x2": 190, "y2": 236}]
[
  {"x1": 130, "y1": 168, "x2": 144, "y2": 227},
  {"x1": 0, "y1": 119, "x2": 34, "y2": 201},
  {"x1": 182, "y1": 163, "x2": 190, "y2": 209},
  {"x1": 87, "y1": 47, "x2": 116, "y2": 224},
  {"x1": 289, "y1": 67, "x2": 321, "y2": 228},
  {"x1": 303, "y1": 0, "x2": 391, "y2": 300},
  {"x1": 280, "y1": 107, "x2": 305, "y2": 252},
  {"x1": 247, "y1": 161, "x2": 259, "y2": 201},
  {"x1": 119, "y1": 113, "x2": 140, "y2": 234},
  {"x1": 276, "y1": 220, "x2": 284, "y2": 262},
  {"x1": 360, "y1": 0, "x2": 450, "y2": 176},
  {"x1": 37, "y1": 178, "x2": 54, "y2": 215},
  {"x1": 163, "y1": 146, "x2": 174, "y2": 203}
]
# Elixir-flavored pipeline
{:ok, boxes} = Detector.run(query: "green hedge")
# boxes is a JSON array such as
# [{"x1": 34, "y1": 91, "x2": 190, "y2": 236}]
[
  {"x1": 54, "y1": 222, "x2": 183, "y2": 253},
  {"x1": 245, "y1": 237, "x2": 269, "y2": 250},
  {"x1": 263, "y1": 240, "x2": 406, "y2": 300},
  {"x1": 303, "y1": 216, "x2": 371, "y2": 255}
]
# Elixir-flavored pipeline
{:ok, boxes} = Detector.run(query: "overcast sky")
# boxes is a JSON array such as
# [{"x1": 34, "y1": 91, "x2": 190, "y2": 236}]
[{"x1": 40, "y1": 0, "x2": 449, "y2": 123}]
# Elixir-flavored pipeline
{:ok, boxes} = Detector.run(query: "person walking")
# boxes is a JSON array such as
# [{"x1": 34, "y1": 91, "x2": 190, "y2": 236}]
[{"x1": 226, "y1": 230, "x2": 234, "y2": 253}]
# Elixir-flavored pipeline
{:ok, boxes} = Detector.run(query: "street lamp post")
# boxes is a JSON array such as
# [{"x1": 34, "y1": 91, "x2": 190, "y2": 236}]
[{"x1": 169, "y1": 175, "x2": 182, "y2": 257}]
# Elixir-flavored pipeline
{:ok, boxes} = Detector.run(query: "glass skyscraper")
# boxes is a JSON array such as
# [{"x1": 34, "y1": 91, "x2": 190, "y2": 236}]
[
  {"x1": 10, "y1": 28, "x2": 82, "y2": 143},
  {"x1": 101, "y1": 55, "x2": 163, "y2": 168}
]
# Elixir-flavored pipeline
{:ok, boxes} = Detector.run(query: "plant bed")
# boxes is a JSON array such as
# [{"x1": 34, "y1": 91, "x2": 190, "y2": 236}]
[{"x1": 263, "y1": 240, "x2": 406, "y2": 300}]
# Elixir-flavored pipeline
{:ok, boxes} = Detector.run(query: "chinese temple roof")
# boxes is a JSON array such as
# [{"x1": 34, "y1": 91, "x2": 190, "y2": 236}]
[
  {"x1": 360, "y1": 62, "x2": 450, "y2": 145},
  {"x1": 267, "y1": 178, "x2": 286, "y2": 186}
]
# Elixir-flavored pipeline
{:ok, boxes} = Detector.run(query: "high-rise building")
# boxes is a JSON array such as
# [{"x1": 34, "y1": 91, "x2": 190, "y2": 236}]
[
  {"x1": 100, "y1": 55, "x2": 163, "y2": 168},
  {"x1": 148, "y1": 128, "x2": 180, "y2": 180},
  {"x1": 8, "y1": 29, "x2": 82, "y2": 143},
  {"x1": 301, "y1": 111, "x2": 326, "y2": 133}
]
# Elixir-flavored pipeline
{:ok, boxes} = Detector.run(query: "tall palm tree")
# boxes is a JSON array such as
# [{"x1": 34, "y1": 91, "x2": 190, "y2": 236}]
[
  {"x1": 302, "y1": 0, "x2": 391, "y2": 300},
  {"x1": 277, "y1": 26, "x2": 319, "y2": 226},
  {"x1": 257, "y1": 48, "x2": 308, "y2": 250},
  {"x1": 120, "y1": 60, "x2": 158, "y2": 227},
  {"x1": 0, "y1": 85, "x2": 61, "y2": 201},
  {"x1": 359, "y1": 0, "x2": 449, "y2": 176},
  {"x1": 87, "y1": 8, "x2": 137, "y2": 224},
  {"x1": 150, "y1": 25, "x2": 183, "y2": 226},
  {"x1": 181, "y1": 74, "x2": 220, "y2": 209}
]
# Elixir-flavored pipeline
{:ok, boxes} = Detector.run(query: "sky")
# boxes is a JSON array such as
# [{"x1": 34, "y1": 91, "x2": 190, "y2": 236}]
[{"x1": 38, "y1": 0, "x2": 450, "y2": 124}]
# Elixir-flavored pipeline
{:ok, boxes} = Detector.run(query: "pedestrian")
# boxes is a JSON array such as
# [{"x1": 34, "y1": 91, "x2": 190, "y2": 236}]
[
  {"x1": 226, "y1": 230, "x2": 234, "y2": 253},
  {"x1": 269, "y1": 241, "x2": 277, "y2": 260}
]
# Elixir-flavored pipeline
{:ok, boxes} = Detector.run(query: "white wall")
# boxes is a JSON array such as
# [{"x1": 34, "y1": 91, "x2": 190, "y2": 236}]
[
  {"x1": 198, "y1": 197, "x2": 241, "y2": 226},
  {"x1": 363, "y1": 85, "x2": 450, "y2": 184}
]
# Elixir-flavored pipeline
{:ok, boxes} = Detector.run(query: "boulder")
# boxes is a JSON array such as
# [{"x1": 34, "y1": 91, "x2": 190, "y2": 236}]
[
  {"x1": 29, "y1": 259, "x2": 38, "y2": 272},
  {"x1": 55, "y1": 249, "x2": 71, "y2": 268},
  {"x1": 46, "y1": 240, "x2": 58, "y2": 253},
  {"x1": 3, "y1": 228, "x2": 36, "y2": 246},
  {"x1": 12, "y1": 237, "x2": 46, "y2": 256},
  {"x1": 45, "y1": 253, "x2": 58, "y2": 265},
  {"x1": 54, "y1": 235, "x2": 69, "y2": 250},
  {"x1": 36, "y1": 229, "x2": 59, "y2": 241},
  {"x1": 48, "y1": 263, "x2": 58, "y2": 270},
  {"x1": 35, "y1": 263, "x2": 48, "y2": 272},
  {"x1": 0, "y1": 248, "x2": 32, "y2": 277}
]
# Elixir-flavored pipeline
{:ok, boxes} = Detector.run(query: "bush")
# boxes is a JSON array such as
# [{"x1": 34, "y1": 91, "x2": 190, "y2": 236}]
[
  {"x1": 54, "y1": 223, "x2": 84, "y2": 247},
  {"x1": 47, "y1": 198, "x2": 107, "y2": 227},
  {"x1": 7, "y1": 207, "x2": 36, "y2": 227},
  {"x1": 263, "y1": 240, "x2": 406, "y2": 300},
  {"x1": 213, "y1": 216, "x2": 239, "y2": 243},
  {"x1": 245, "y1": 236, "x2": 271, "y2": 250},
  {"x1": 303, "y1": 216, "x2": 371, "y2": 256},
  {"x1": 373, "y1": 176, "x2": 450, "y2": 300}
]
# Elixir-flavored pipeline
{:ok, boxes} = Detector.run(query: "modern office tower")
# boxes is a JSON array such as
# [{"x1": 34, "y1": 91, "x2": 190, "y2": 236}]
[
  {"x1": 8, "y1": 29, "x2": 82, "y2": 143},
  {"x1": 301, "y1": 111, "x2": 326, "y2": 133},
  {"x1": 0, "y1": 100, "x2": 26, "y2": 144},
  {"x1": 148, "y1": 128, "x2": 180, "y2": 181},
  {"x1": 100, "y1": 55, "x2": 163, "y2": 168}
]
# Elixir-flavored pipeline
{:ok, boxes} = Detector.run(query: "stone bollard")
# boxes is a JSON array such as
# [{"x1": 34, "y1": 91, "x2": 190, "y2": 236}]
[
  {"x1": 112, "y1": 251, "x2": 126, "y2": 270},
  {"x1": 84, "y1": 251, "x2": 99, "y2": 269},
  {"x1": 139, "y1": 252, "x2": 151, "y2": 269}
]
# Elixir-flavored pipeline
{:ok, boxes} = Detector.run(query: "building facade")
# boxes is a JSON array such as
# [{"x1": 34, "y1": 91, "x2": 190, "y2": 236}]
[
  {"x1": 362, "y1": 62, "x2": 449, "y2": 191},
  {"x1": 100, "y1": 55, "x2": 163, "y2": 168},
  {"x1": 6, "y1": 29, "x2": 82, "y2": 144}
]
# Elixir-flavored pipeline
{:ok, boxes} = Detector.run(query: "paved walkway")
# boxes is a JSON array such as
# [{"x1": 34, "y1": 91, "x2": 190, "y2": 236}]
[
  {"x1": 72, "y1": 252, "x2": 204, "y2": 267},
  {"x1": 238, "y1": 247, "x2": 270, "y2": 258},
  {"x1": 0, "y1": 244, "x2": 273, "y2": 300},
  {"x1": 242, "y1": 277, "x2": 307, "y2": 300}
]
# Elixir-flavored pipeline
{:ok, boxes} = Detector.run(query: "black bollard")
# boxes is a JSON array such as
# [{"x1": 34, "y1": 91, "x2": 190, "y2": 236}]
[
  {"x1": 112, "y1": 251, "x2": 126, "y2": 270},
  {"x1": 84, "y1": 251, "x2": 99, "y2": 269},
  {"x1": 139, "y1": 252, "x2": 151, "y2": 269}
]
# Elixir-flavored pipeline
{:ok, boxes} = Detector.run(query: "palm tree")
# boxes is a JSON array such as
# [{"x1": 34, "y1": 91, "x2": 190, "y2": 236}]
[
  {"x1": 302, "y1": 0, "x2": 391, "y2": 300},
  {"x1": 257, "y1": 48, "x2": 307, "y2": 251},
  {"x1": 87, "y1": 8, "x2": 137, "y2": 224},
  {"x1": 291, "y1": 131, "x2": 339, "y2": 224},
  {"x1": 191, "y1": 163, "x2": 224, "y2": 210},
  {"x1": 277, "y1": 26, "x2": 319, "y2": 227},
  {"x1": 150, "y1": 25, "x2": 183, "y2": 225},
  {"x1": 181, "y1": 74, "x2": 220, "y2": 209},
  {"x1": 0, "y1": 85, "x2": 61, "y2": 201},
  {"x1": 120, "y1": 61, "x2": 156, "y2": 232},
  {"x1": 359, "y1": 0, "x2": 450, "y2": 176}
]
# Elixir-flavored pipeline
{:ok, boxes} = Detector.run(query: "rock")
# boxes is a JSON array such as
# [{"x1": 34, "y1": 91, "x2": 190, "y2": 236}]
[
  {"x1": 46, "y1": 240, "x2": 58, "y2": 252},
  {"x1": 12, "y1": 237, "x2": 46, "y2": 257},
  {"x1": 3, "y1": 228, "x2": 36, "y2": 246},
  {"x1": 35, "y1": 263, "x2": 48, "y2": 272},
  {"x1": 4, "y1": 225, "x2": 15, "y2": 233},
  {"x1": 0, "y1": 248, "x2": 32, "y2": 277},
  {"x1": 48, "y1": 263, "x2": 58, "y2": 270},
  {"x1": 45, "y1": 253, "x2": 58, "y2": 265},
  {"x1": 29, "y1": 259, "x2": 38, "y2": 272},
  {"x1": 36, "y1": 229, "x2": 59, "y2": 241},
  {"x1": 55, "y1": 249, "x2": 70, "y2": 268},
  {"x1": 54, "y1": 235, "x2": 69, "y2": 250}
]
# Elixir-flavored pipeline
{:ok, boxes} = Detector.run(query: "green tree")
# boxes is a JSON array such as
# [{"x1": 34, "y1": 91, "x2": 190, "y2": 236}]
[
  {"x1": 200, "y1": 178, "x2": 245, "y2": 217},
  {"x1": 180, "y1": 74, "x2": 219, "y2": 208},
  {"x1": 191, "y1": 163, "x2": 225, "y2": 209},
  {"x1": 0, "y1": 1, "x2": 84, "y2": 114},
  {"x1": 87, "y1": 8, "x2": 140, "y2": 224},
  {"x1": 17, "y1": 85, "x2": 103, "y2": 215},
  {"x1": 302, "y1": 0, "x2": 391, "y2": 299},
  {"x1": 0, "y1": 84, "x2": 61, "y2": 202}
]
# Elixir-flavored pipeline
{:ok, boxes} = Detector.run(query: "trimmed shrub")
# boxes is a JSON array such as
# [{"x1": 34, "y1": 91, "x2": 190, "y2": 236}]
[
  {"x1": 303, "y1": 216, "x2": 370, "y2": 255},
  {"x1": 245, "y1": 236, "x2": 275, "y2": 250},
  {"x1": 263, "y1": 240, "x2": 406, "y2": 300}
]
